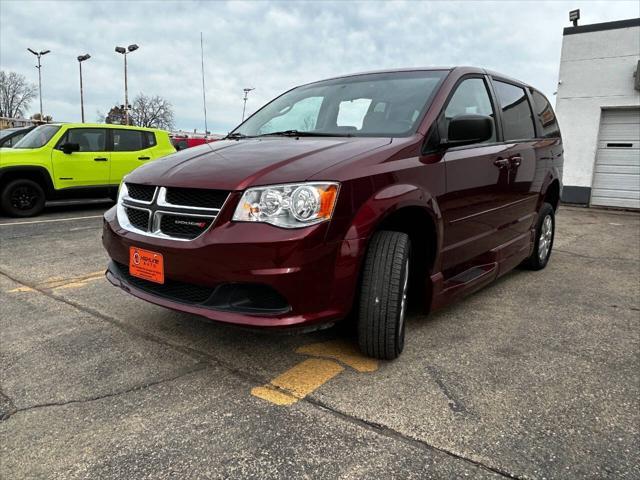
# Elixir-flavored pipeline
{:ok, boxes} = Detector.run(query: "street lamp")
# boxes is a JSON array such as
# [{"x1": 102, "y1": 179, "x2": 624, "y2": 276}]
[
  {"x1": 241, "y1": 87, "x2": 255, "y2": 122},
  {"x1": 115, "y1": 44, "x2": 139, "y2": 125},
  {"x1": 27, "y1": 48, "x2": 50, "y2": 122},
  {"x1": 77, "y1": 54, "x2": 91, "y2": 123}
]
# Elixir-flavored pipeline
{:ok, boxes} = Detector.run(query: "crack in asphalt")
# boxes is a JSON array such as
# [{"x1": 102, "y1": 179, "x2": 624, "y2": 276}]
[
  {"x1": 0, "y1": 269, "x2": 521, "y2": 479},
  {"x1": 1, "y1": 363, "x2": 209, "y2": 421},
  {"x1": 554, "y1": 249, "x2": 639, "y2": 263}
]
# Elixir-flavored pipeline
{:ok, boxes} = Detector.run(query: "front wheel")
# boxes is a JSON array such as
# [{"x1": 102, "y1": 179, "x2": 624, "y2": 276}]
[
  {"x1": 522, "y1": 202, "x2": 555, "y2": 270},
  {"x1": 357, "y1": 231, "x2": 411, "y2": 360},
  {"x1": 0, "y1": 179, "x2": 46, "y2": 217}
]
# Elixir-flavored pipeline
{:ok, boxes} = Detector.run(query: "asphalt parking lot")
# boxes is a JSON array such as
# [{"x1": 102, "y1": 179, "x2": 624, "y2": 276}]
[{"x1": 0, "y1": 202, "x2": 638, "y2": 479}]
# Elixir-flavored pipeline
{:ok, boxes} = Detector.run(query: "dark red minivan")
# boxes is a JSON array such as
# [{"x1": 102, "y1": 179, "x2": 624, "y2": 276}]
[{"x1": 102, "y1": 67, "x2": 563, "y2": 359}]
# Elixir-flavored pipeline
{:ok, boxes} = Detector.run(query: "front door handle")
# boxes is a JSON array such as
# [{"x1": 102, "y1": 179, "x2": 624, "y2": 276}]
[
  {"x1": 138, "y1": 156, "x2": 151, "y2": 160},
  {"x1": 493, "y1": 158, "x2": 510, "y2": 169},
  {"x1": 94, "y1": 157, "x2": 108, "y2": 162},
  {"x1": 510, "y1": 155, "x2": 522, "y2": 167}
]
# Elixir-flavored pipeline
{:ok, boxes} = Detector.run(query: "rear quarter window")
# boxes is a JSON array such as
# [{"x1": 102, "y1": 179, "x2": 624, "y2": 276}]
[
  {"x1": 493, "y1": 80, "x2": 536, "y2": 141},
  {"x1": 530, "y1": 89, "x2": 560, "y2": 138}
]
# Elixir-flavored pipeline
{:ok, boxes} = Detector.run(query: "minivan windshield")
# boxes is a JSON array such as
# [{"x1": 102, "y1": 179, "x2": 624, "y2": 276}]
[
  {"x1": 232, "y1": 70, "x2": 447, "y2": 138},
  {"x1": 13, "y1": 125, "x2": 61, "y2": 149}
]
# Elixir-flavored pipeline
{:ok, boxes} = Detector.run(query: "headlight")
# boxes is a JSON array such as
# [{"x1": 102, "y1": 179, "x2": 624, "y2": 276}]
[{"x1": 232, "y1": 182, "x2": 339, "y2": 228}]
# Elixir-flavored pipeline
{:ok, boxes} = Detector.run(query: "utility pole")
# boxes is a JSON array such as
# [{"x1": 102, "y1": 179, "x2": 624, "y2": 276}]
[
  {"x1": 242, "y1": 87, "x2": 255, "y2": 122},
  {"x1": 200, "y1": 32, "x2": 208, "y2": 135},
  {"x1": 77, "y1": 54, "x2": 91, "y2": 123},
  {"x1": 115, "y1": 44, "x2": 139, "y2": 125},
  {"x1": 27, "y1": 48, "x2": 50, "y2": 121}
]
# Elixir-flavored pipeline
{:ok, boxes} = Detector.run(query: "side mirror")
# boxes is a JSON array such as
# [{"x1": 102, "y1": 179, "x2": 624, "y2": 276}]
[
  {"x1": 446, "y1": 115, "x2": 493, "y2": 147},
  {"x1": 61, "y1": 142, "x2": 80, "y2": 154}
]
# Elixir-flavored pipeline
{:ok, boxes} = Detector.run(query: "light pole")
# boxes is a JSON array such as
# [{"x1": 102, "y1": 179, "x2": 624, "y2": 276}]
[
  {"x1": 115, "y1": 44, "x2": 139, "y2": 125},
  {"x1": 77, "y1": 54, "x2": 91, "y2": 123},
  {"x1": 241, "y1": 87, "x2": 254, "y2": 122},
  {"x1": 27, "y1": 48, "x2": 50, "y2": 121}
]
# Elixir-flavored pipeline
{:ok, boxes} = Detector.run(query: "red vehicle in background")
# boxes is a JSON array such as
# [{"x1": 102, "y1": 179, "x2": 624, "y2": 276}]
[{"x1": 170, "y1": 132, "x2": 222, "y2": 150}]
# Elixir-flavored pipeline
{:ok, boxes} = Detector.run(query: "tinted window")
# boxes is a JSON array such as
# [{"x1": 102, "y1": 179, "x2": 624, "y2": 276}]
[
  {"x1": 530, "y1": 89, "x2": 560, "y2": 138},
  {"x1": 63, "y1": 128, "x2": 106, "y2": 152},
  {"x1": 14, "y1": 125, "x2": 60, "y2": 149},
  {"x1": 144, "y1": 131, "x2": 157, "y2": 147},
  {"x1": 493, "y1": 81, "x2": 536, "y2": 140},
  {"x1": 444, "y1": 78, "x2": 496, "y2": 143},
  {"x1": 235, "y1": 70, "x2": 447, "y2": 137},
  {"x1": 113, "y1": 129, "x2": 145, "y2": 151}
]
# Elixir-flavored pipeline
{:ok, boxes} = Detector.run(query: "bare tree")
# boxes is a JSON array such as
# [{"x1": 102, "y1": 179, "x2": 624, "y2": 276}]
[
  {"x1": 0, "y1": 71, "x2": 37, "y2": 118},
  {"x1": 130, "y1": 93, "x2": 175, "y2": 130}
]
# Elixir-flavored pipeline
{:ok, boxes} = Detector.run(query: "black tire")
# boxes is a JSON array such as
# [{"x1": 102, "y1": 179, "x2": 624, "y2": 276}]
[
  {"x1": 357, "y1": 231, "x2": 411, "y2": 360},
  {"x1": 522, "y1": 202, "x2": 555, "y2": 270},
  {"x1": 0, "y1": 179, "x2": 46, "y2": 217}
]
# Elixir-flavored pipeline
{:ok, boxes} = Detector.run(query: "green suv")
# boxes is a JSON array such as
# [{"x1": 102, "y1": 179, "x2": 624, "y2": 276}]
[{"x1": 0, "y1": 123, "x2": 175, "y2": 217}]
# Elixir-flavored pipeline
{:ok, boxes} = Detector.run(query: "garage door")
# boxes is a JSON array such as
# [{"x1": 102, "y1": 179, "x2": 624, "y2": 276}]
[{"x1": 591, "y1": 108, "x2": 640, "y2": 209}]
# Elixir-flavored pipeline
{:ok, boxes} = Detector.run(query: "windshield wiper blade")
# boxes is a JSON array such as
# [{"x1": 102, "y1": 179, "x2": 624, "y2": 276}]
[
  {"x1": 257, "y1": 130, "x2": 352, "y2": 138},
  {"x1": 224, "y1": 132, "x2": 251, "y2": 140}
]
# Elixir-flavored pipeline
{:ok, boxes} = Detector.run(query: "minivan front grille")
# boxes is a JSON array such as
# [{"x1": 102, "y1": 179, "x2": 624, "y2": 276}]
[
  {"x1": 125, "y1": 207, "x2": 150, "y2": 231},
  {"x1": 118, "y1": 184, "x2": 229, "y2": 241},
  {"x1": 159, "y1": 214, "x2": 214, "y2": 240},
  {"x1": 165, "y1": 187, "x2": 227, "y2": 209},
  {"x1": 126, "y1": 183, "x2": 156, "y2": 202}
]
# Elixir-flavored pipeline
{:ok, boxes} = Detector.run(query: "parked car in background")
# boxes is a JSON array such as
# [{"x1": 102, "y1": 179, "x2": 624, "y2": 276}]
[
  {"x1": 170, "y1": 132, "x2": 221, "y2": 151},
  {"x1": 0, "y1": 126, "x2": 36, "y2": 148},
  {"x1": 103, "y1": 67, "x2": 563, "y2": 359},
  {"x1": 0, "y1": 123, "x2": 175, "y2": 217}
]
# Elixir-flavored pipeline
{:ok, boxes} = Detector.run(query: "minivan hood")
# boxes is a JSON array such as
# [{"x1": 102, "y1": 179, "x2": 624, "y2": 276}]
[{"x1": 126, "y1": 137, "x2": 392, "y2": 190}]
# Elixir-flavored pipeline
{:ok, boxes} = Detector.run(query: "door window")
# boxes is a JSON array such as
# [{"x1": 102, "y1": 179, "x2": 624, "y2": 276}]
[
  {"x1": 493, "y1": 81, "x2": 536, "y2": 140},
  {"x1": 337, "y1": 98, "x2": 373, "y2": 130},
  {"x1": 113, "y1": 129, "x2": 145, "y2": 151},
  {"x1": 64, "y1": 128, "x2": 107, "y2": 152},
  {"x1": 444, "y1": 78, "x2": 496, "y2": 143}
]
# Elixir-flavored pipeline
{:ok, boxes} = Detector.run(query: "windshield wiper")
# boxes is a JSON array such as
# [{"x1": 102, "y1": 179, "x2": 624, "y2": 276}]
[
  {"x1": 224, "y1": 132, "x2": 251, "y2": 140},
  {"x1": 257, "y1": 130, "x2": 352, "y2": 138}
]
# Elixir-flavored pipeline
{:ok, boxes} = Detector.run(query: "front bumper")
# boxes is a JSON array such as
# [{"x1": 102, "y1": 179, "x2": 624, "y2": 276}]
[{"x1": 102, "y1": 206, "x2": 365, "y2": 328}]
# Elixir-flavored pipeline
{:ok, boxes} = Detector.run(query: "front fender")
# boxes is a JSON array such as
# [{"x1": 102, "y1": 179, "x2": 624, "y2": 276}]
[{"x1": 344, "y1": 183, "x2": 441, "y2": 241}]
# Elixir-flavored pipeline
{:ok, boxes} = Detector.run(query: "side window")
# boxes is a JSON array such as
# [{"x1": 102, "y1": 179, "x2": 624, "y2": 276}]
[
  {"x1": 530, "y1": 89, "x2": 560, "y2": 138},
  {"x1": 493, "y1": 81, "x2": 536, "y2": 140},
  {"x1": 337, "y1": 98, "x2": 373, "y2": 130},
  {"x1": 144, "y1": 131, "x2": 157, "y2": 147},
  {"x1": 65, "y1": 128, "x2": 107, "y2": 152},
  {"x1": 259, "y1": 96, "x2": 323, "y2": 134},
  {"x1": 113, "y1": 130, "x2": 145, "y2": 151},
  {"x1": 444, "y1": 78, "x2": 496, "y2": 143}
]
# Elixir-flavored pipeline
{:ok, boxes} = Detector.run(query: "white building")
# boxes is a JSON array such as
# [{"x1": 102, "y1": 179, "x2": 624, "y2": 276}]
[{"x1": 556, "y1": 17, "x2": 640, "y2": 208}]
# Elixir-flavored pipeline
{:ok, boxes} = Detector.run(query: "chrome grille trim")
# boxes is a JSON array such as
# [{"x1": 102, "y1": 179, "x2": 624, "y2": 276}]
[{"x1": 117, "y1": 184, "x2": 228, "y2": 242}]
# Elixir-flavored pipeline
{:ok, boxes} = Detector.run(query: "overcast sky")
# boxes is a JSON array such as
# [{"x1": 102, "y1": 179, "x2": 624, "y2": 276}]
[{"x1": 1, "y1": 0, "x2": 638, "y2": 133}]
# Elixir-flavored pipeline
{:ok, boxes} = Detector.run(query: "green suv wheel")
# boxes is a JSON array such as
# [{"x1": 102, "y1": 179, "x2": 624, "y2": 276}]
[{"x1": 1, "y1": 179, "x2": 46, "y2": 217}]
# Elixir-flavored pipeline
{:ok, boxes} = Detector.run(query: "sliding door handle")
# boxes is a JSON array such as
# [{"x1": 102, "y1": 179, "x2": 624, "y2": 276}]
[{"x1": 493, "y1": 158, "x2": 510, "y2": 169}]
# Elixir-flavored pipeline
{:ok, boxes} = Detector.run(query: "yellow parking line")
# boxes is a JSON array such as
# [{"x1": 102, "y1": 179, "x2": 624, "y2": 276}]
[
  {"x1": 296, "y1": 339, "x2": 379, "y2": 372},
  {"x1": 7, "y1": 271, "x2": 104, "y2": 293},
  {"x1": 251, "y1": 358, "x2": 344, "y2": 405},
  {"x1": 252, "y1": 340, "x2": 379, "y2": 406}
]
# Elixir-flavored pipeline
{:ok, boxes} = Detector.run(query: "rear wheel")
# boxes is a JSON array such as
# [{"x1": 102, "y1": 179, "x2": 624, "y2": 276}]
[
  {"x1": 357, "y1": 231, "x2": 411, "y2": 360},
  {"x1": 0, "y1": 179, "x2": 46, "y2": 217},
  {"x1": 522, "y1": 202, "x2": 555, "y2": 270}
]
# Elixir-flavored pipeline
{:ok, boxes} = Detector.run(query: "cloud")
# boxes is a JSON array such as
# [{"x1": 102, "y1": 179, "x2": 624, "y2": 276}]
[{"x1": 1, "y1": 0, "x2": 638, "y2": 132}]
